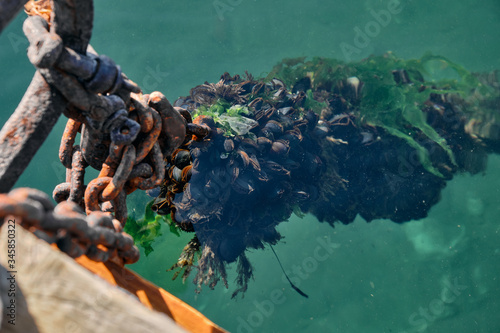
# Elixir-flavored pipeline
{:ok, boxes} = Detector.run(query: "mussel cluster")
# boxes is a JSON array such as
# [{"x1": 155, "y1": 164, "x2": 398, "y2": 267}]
[
  {"x1": 298, "y1": 75, "x2": 449, "y2": 225},
  {"x1": 151, "y1": 59, "x2": 495, "y2": 295},
  {"x1": 153, "y1": 75, "x2": 328, "y2": 293},
  {"x1": 309, "y1": 113, "x2": 448, "y2": 224}
]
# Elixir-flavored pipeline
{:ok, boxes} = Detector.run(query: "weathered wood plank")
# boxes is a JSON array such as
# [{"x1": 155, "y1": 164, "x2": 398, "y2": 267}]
[
  {"x1": 0, "y1": 223, "x2": 188, "y2": 333},
  {"x1": 76, "y1": 256, "x2": 228, "y2": 333}
]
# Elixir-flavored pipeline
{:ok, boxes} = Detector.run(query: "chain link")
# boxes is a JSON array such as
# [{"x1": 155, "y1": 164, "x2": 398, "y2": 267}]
[
  {"x1": 0, "y1": 188, "x2": 139, "y2": 264},
  {"x1": 5, "y1": 2, "x2": 190, "y2": 265},
  {"x1": 2, "y1": 0, "x2": 213, "y2": 266}
]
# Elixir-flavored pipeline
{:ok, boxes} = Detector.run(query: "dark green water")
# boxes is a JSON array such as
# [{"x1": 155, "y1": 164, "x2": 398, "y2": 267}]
[{"x1": 1, "y1": 0, "x2": 500, "y2": 332}]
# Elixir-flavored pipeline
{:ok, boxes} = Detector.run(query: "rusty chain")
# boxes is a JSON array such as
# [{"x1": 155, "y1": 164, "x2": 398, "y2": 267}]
[
  {"x1": 0, "y1": 187, "x2": 139, "y2": 264},
  {"x1": 0, "y1": 0, "x2": 210, "y2": 265},
  {"x1": 53, "y1": 92, "x2": 178, "y2": 226}
]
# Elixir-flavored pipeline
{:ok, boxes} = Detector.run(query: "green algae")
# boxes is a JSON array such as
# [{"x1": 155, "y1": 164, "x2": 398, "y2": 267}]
[
  {"x1": 193, "y1": 99, "x2": 257, "y2": 136},
  {"x1": 266, "y1": 53, "x2": 489, "y2": 177},
  {"x1": 124, "y1": 199, "x2": 181, "y2": 255}
]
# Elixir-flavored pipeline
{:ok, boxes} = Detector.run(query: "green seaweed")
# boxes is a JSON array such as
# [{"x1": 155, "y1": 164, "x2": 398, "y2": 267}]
[
  {"x1": 266, "y1": 53, "x2": 487, "y2": 177},
  {"x1": 124, "y1": 199, "x2": 181, "y2": 256},
  {"x1": 292, "y1": 205, "x2": 306, "y2": 219},
  {"x1": 193, "y1": 99, "x2": 256, "y2": 136},
  {"x1": 304, "y1": 89, "x2": 328, "y2": 114}
]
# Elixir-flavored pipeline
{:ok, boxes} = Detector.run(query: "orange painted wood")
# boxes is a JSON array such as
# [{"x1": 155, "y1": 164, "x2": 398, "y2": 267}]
[{"x1": 75, "y1": 256, "x2": 228, "y2": 333}]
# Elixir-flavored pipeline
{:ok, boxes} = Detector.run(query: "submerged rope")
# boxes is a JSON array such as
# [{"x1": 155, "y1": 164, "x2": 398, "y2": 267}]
[{"x1": 269, "y1": 244, "x2": 309, "y2": 298}]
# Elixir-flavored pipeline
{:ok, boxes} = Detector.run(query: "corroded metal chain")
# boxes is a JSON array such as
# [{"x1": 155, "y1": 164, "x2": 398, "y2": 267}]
[
  {"x1": 0, "y1": 0, "x2": 213, "y2": 266},
  {"x1": 3, "y1": 0, "x2": 193, "y2": 265},
  {"x1": 53, "y1": 92, "x2": 187, "y2": 227},
  {"x1": 0, "y1": 188, "x2": 139, "y2": 264}
]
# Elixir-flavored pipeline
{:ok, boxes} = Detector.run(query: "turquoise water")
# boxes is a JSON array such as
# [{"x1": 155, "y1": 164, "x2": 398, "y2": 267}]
[{"x1": 1, "y1": 0, "x2": 500, "y2": 332}]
